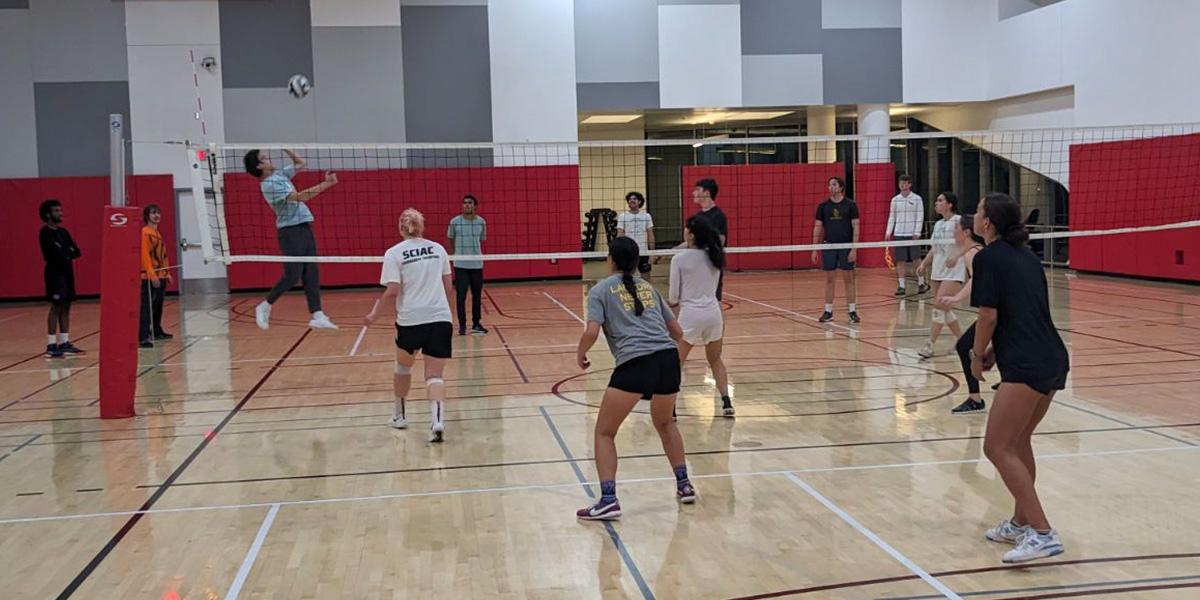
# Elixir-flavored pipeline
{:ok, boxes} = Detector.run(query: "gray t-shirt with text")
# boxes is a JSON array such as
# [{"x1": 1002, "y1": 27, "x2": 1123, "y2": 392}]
[{"x1": 586, "y1": 274, "x2": 677, "y2": 366}]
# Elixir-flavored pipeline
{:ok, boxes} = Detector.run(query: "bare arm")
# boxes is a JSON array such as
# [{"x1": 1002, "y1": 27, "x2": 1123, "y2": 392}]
[
  {"x1": 283, "y1": 149, "x2": 306, "y2": 171},
  {"x1": 666, "y1": 317, "x2": 683, "y2": 341},
  {"x1": 363, "y1": 282, "x2": 401, "y2": 326},
  {"x1": 848, "y1": 218, "x2": 861, "y2": 262},
  {"x1": 288, "y1": 171, "x2": 338, "y2": 203},
  {"x1": 576, "y1": 322, "x2": 602, "y2": 369},
  {"x1": 647, "y1": 226, "x2": 655, "y2": 250},
  {"x1": 810, "y1": 220, "x2": 823, "y2": 263},
  {"x1": 443, "y1": 274, "x2": 454, "y2": 308},
  {"x1": 971, "y1": 307, "x2": 998, "y2": 380}
]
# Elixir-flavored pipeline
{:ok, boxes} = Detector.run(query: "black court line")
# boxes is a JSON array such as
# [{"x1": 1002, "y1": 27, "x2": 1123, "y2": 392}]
[
  {"x1": 723, "y1": 552, "x2": 1200, "y2": 599},
  {"x1": 130, "y1": 420, "x2": 1200, "y2": 489},
  {"x1": 54, "y1": 328, "x2": 310, "y2": 600},
  {"x1": 0, "y1": 361, "x2": 100, "y2": 411},
  {"x1": 0, "y1": 330, "x2": 102, "y2": 374},
  {"x1": 1056, "y1": 399, "x2": 1196, "y2": 447},
  {"x1": 0, "y1": 433, "x2": 40, "y2": 464},
  {"x1": 15, "y1": 492, "x2": 43, "y2": 497},
  {"x1": 493, "y1": 325, "x2": 530, "y2": 384},
  {"x1": 85, "y1": 337, "x2": 207, "y2": 407},
  {"x1": 880, "y1": 573, "x2": 1200, "y2": 600}
]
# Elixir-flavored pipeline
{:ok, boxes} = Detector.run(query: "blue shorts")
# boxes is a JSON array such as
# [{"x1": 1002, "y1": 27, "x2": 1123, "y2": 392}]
[{"x1": 822, "y1": 248, "x2": 855, "y2": 271}]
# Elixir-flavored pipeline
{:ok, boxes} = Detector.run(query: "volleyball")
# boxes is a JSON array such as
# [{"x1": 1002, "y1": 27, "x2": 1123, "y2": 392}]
[{"x1": 287, "y1": 74, "x2": 310, "y2": 99}]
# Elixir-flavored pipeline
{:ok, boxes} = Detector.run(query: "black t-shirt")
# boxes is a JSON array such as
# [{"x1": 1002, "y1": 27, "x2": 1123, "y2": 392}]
[
  {"x1": 814, "y1": 198, "x2": 859, "y2": 243},
  {"x1": 40, "y1": 226, "x2": 80, "y2": 274},
  {"x1": 694, "y1": 205, "x2": 728, "y2": 240},
  {"x1": 971, "y1": 240, "x2": 1069, "y2": 382}
]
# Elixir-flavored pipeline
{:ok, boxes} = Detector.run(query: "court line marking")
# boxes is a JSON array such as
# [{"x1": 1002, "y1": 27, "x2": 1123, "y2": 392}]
[
  {"x1": 542, "y1": 291, "x2": 585, "y2": 325},
  {"x1": 224, "y1": 503, "x2": 280, "y2": 600},
  {"x1": 725, "y1": 292, "x2": 857, "y2": 334},
  {"x1": 877, "y1": 573, "x2": 1200, "y2": 600},
  {"x1": 538, "y1": 407, "x2": 655, "y2": 600},
  {"x1": 785, "y1": 472, "x2": 963, "y2": 599},
  {"x1": 3, "y1": 442, "x2": 1197, "y2": 526},
  {"x1": 0, "y1": 313, "x2": 28, "y2": 325}
]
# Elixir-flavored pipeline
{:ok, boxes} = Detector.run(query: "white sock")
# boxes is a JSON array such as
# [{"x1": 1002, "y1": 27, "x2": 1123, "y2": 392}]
[
  {"x1": 917, "y1": 275, "x2": 926, "y2": 285},
  {"x1": 898, "y1": 276, "x2": 906, "y2": 287},
  {"x1": 431, "y1": 399, "x2": 444, "y2": 424},
  {"x1": 824, "y1": 303, "x2": 834, "y2": 313},
  {"x1": 848, "y1": 303, "x2": 858, "y2": 313},
  {"x1": 48, "y1": 334, "x2": 57, "y2": 345},
  {"x1": 258, "y1": 301, "x2": 270, "y2": 311},
  {"x1": 59, "y1": 333, "x2": 69, "y2": 344},
  {"x1": 394, "y1": 396, "x2": 406, "y2": 419}
]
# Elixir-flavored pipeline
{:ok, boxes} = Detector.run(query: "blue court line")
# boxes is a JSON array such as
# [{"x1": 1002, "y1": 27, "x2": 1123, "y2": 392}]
[
  {"x1": 538, "y1": 407, "x2": 656, "y2": 600},
  {"x1": 0, "y1": 434, "x2": 41, "y2": 464}
]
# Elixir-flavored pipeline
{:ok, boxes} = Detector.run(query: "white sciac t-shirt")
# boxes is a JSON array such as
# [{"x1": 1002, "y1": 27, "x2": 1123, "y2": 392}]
[
  {"x1": 617, "y1": 211, "x2": 654, "y2": 253},
  {"x1": 380, "y1": 238, "x2": 453, "y2": 326}
]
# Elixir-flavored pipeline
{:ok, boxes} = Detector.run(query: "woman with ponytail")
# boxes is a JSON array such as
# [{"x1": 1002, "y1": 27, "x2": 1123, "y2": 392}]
[
  {"x1": 365, "y1": 208, "x2": 455, "y2": 443},
  {"x1": 940, "y1": 216, "x2": 988, "y2": 414},
  {"x1": 969, "y1": 192, "x2": 1069, "y2": 564},
  {"x1": 669, "y1": 215, "x2": 733, "y2": 417},
  {"x1": 576, "y1": 236, "x2": 693, "y2": 521}
]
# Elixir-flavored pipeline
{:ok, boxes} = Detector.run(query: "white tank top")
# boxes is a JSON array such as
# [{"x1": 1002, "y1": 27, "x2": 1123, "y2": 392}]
[{"x1": 930, "y1": 215, "x2": 965, "y2": 282}]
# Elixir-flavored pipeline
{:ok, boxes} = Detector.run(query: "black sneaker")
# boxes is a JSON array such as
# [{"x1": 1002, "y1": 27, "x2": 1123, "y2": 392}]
[
  {"x1": 471, "y1": 324, "x2": 488, "y2": 335},
  {"x1": 59, "y1": 343, "x2": 85, "y2": 356},
  {"x1": 848, "y1": 311, "x2": 861, "y2": 324},
  {"x1": 918, "y1": 283, "x2": 931, "y2": 294},
  {"x1": 894, "y1": 286, "x2": 906, "y2": 296},
  {"x1": 991, "y1": 382, "x2": 1001, "y2": 391},
  {"x1": 139, "y1": 340, "x2": 154, "y2": 349},
  {"x1": 721, "y1": 398, "x2": 735, "y2": 418},
  {"x1": 818, "y1": 311, "x2": 834, "y2": 323},
  {"x1": 153, "y1": 331, "x2": 173, "y2": 341},
  {"x1": 458, "y1": 327, "x2": 467, "y2": 336},
  {"x1": 45, "y1": 343, "x2": 63, "y2": 359},
  {"x1": 951, "y1": 398, "x2": 987, "y2": 415}
]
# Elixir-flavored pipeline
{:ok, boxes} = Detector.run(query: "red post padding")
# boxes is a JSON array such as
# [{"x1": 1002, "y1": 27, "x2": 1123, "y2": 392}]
[{"x1": 99, "y1": 206, "x2": 141, "y2": 419}]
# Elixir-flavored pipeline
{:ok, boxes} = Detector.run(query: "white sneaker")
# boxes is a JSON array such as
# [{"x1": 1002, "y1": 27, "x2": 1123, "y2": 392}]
[
  {"x1": 388, "y1": 415, "x2": 407, "y2": 429},
  {"x1": 308, "y1": 313, "x2": 338, "y2": 330},
  {"x1": 986, "y1": 518, "x2": 1032, "y2": 545},
  {"x1": 1003, "y1": 529, "x2": 1064, "y2": 563},
  {"x1": 918, "y1": 340, "x2": 935, "y2": 358},
  {"x1": 255, "y1": 302, "x2": 271, "y2": 330},
  {"x1": 429, "y1": 421, "x2": 444, "y2": 443}
]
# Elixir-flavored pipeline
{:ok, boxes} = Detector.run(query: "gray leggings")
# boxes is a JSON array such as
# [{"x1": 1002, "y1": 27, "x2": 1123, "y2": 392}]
[{"x1": 266, "y1": 223, "x2": 322, "y2": 313}]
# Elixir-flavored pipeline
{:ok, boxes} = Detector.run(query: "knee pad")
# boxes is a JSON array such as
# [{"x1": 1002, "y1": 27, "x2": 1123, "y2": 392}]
[
  {"x1": 394, "y1": 362, "x2": 411, "y2": 375},
  {"x1": 931, "y1": 309, "x2": 945, "y2": 324},
  {"x1": 943, "y1": 310, "x2": 958, "y2": 324},
  {"x1": 426, "y1": 377, "x2": 444, "y2": 387}
]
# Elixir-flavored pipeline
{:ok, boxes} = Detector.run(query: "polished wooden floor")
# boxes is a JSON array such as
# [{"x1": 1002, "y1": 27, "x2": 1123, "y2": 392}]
[{"x1": 1, "y1": 266, "x2": 1198, "y2": 599}]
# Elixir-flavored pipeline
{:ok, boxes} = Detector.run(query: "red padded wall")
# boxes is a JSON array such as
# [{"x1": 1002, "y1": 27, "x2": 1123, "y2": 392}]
[
  {"x1": 221, "y1": 165, "x2": 583, "y2": 290},
  {"x1": 1, "y1": 175, "x2": 178, "y2": 300},
  {"x1": 1070, "y1": 133, "x2": 1200, "y2": 281},
  {"x1": 682, "y1": 163, "x2": 845, "y2": 271}
]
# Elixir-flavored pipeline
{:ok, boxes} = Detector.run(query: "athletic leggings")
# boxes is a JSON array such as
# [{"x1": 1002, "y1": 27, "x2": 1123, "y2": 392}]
[{"x1": 955, "y1": 322, "x2": 980, "y2": 395}]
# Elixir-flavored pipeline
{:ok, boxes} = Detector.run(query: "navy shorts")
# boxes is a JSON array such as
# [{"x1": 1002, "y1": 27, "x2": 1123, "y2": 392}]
[
  {"x1": 395, "y1": 322, "x2": 453, "y2": 359},
  {"x1": 821, "y1": 248, "x2": 855, "y2": 271}
]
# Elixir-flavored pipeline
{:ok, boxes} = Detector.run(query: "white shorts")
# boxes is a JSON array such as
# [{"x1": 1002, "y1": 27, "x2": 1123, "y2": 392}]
[
  {"x1": 931, "y1": 254, "x2": 966, "y2": 283},
  {"x1": 679, "y1": 308, "x2": 723, "y2": 346}
]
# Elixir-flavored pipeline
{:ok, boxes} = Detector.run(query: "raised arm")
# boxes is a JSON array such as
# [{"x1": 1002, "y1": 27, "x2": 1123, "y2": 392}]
[
  {"x1": 282, "y1": 149, "x2": 306, "y2": 171},
  {"x1": 287, "y1": 171, "x2": 338, "y2": 203}
]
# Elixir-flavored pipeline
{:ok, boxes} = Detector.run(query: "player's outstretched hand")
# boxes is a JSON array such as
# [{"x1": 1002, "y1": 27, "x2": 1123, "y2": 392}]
[
  {"x1": 325, "y1": 171, "x2": 338, "y2": 185},
  {"x1": 577, "y1": 353, "x2": 591, "y2": 370},
  {"x1": 363, "y1": 309, "x2": 378, "y2": 327}
]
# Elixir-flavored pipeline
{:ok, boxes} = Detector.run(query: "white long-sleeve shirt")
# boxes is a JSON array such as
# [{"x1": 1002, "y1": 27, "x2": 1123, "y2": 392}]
[{"x1": 886, "y1": 193, "x2": 924, "y2": 238}]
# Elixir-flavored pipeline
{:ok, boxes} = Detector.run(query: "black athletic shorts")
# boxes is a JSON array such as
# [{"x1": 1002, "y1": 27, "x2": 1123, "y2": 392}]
[
  {"x1": 637, "y1": 256, "x2": 652, "y2": 274},
  {"x1": 1003, "y1": 372, "x2": 1068, "y2": 396},
  {"x1": 893, "y1": 244, "x2": 920, "y2": 263},
  {"x1": 45, "y1": 269, "x2": 76, "y2": 304},
  {"x1": 821, "y1": 248, "x2": 855, "y2": 271},
  {"x1": 395, "y1": 322, "x2": 453, "y2": 359},
  {"x1": 608, "y1": 348, "x2": 681, "y2": 399}
]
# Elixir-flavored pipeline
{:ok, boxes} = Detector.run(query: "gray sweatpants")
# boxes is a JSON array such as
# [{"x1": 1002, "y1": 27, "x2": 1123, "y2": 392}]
[{"x1": 266, "y1": 223, "x2": 322, "y2": 313}]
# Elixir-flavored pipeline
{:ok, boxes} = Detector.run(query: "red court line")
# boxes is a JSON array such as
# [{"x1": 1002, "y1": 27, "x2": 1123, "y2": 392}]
[
  {"x1": 493, "y1": 325, "x2": 530, "y2": 384},
  {"x1": 723, "y1": 552, "x2": 1200, "y2": 599},
  {"x1": 0, "y1": 329, "x2": 101, "y2": 373},
  {"x1": 1009, "y1": 581, "x2": 1200, "y2": 599}
]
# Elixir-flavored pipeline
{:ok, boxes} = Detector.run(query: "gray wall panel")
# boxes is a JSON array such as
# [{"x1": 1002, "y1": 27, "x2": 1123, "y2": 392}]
[
  {"x1": 574, "y1": 0, "x2": 658, "y2": 84},
  {"x1": 401, "y1": 6, "x2": 491, "y2": 143},
  {"x1": 312, "y1": 26, "x2": 405, "y2": 142},
  {"x1": 0, "y1": 1, "x2": 30, "y2": 8},
  {"x1": 35, "y1": 82, "x2": 133, "y2": 177},
  {"x1": 741, "y1": 0, "x2": 822, "y2": 55},
  {"x1": 29, "y1": 0, "x2": 127, "y2": 82},
  {"x1": 821, "y1": 28, "x2": 902, "y2": 104},
  {"x1": 220, "y1": 0, "x2": 314, "y2": 89},
  {"x1": 577, "y1": 82, "x2": 660, "y2": 110},
  {"x1": 0, "y1": 9, "x2": 39, "y2": 177},
  {"x1": 223, "y1": 87, "x2": 317, "y2": 143}
]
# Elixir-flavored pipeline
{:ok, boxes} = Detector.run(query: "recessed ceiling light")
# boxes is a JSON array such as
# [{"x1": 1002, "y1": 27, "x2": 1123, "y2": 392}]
[{"x1": 581, "y1": 114, "x2": 643, "y2": 124}]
